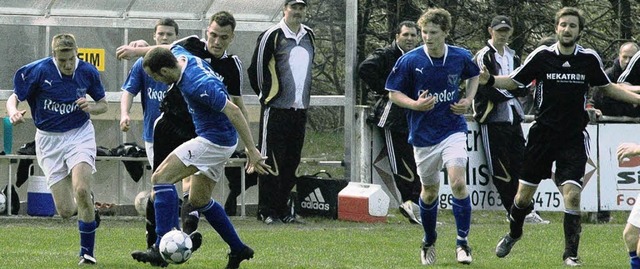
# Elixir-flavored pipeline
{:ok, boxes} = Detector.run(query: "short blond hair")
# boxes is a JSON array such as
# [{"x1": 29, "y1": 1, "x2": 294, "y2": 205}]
[{"x1": 51, "y1": 33, "x2": 77, "y2": 52}]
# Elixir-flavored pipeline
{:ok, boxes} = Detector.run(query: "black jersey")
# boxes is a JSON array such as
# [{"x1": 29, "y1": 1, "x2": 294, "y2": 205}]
[
  {"x1": 618, "y1": 51, "x2": 640, "y2": 85},
  {"x1": 511, "y1": 44, "x2": 610, "y2": 135},
  {"x1": 157, "y1": 84, "x2": 195, "y2": 140},
  {"x1": 175, "y1": 35, "x2": 243, "y2": 96}
]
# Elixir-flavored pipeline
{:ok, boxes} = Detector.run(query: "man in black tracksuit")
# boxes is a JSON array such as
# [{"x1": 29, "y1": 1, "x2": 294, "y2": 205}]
[
  {"x1": 473, "y1": 15, "x2": 547, "y2": 224},
  {"x1": 358, "y1": 21, "x2": 422, "y2": 224}
]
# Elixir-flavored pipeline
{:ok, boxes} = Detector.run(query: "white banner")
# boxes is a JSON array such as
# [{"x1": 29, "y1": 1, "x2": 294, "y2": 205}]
[
  {"x1": 371, "y1": 121, "x2": 599, "y2": 211},
  {"x1": 598, "y1": 123, "x2": 640, "y2": 210}
]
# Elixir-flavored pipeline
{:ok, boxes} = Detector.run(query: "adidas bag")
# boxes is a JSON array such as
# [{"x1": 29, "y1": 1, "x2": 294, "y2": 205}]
[{"x1": 295, "y1": 171, "x2": 348, "y2": 219}]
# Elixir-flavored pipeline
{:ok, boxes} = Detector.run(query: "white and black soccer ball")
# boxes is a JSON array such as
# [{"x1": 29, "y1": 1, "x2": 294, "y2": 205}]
[
  {"x1": 159, "y1": 229, "x2": 193, "y2": 264},
  {"x1": 134, "y1": 190, "x2": 150, "y2": 217},
  {"x1": 0, "y1": 192, "x2": 5, "y2": 213}
]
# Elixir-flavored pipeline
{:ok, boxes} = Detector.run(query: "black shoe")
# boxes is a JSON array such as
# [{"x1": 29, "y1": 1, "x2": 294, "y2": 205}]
[
  {"x1": 281, "y1": 214, "x2": 305, "y2": 224},
  {"x1": 226, "y1": 246, "x2": 254, "y2": 269},
  {"x1": 190, "y1": 231, "x2": 202, "y2": 252},
  {"x1": 131, "y1": 247, "x2": 168, "y2": 267}
]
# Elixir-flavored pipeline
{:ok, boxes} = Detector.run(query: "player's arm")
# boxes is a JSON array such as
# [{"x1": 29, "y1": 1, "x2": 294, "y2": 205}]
[
  {"x1": 222, "y1": 100, "x2": 270, "y2": 175},
  {"x1": 230, "y1": 96, "x2": 251, "y2": 127},
  {"x1": 619, "y1": 83, "x2": 640, "y2": 94},
  {"x1": 77, "y1": 97, "x2": 108, "y2": 115},
  {"x1": 388, "y1": 90, "x2": 436, "y2": 112},
  {"x1": 600, "y1": 83, "x2": 640, "y2": 105},
  {"x1": 478, "y1": 66, "x2": 519, "y2": 90},
  {"x1": 6, "y1": 93, "x2": 26, "y2": 125},
  {"x1": 116, "y1": 44, "x2": 172, "y2": 60},
  {"x1": 451, "y1": 75, "x2": 479, "y2": 115},
  {"x1": 120, "y1": 91, "x2": 135, "y2": 132}
]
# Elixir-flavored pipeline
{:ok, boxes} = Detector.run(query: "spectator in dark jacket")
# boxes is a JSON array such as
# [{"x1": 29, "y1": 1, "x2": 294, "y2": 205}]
[
  {"x1": 358, "y1": 21, "x2": 422, "y2": 224},
  {"x1": 592, "y1": 42, "x2": 640, "y2": 117}
]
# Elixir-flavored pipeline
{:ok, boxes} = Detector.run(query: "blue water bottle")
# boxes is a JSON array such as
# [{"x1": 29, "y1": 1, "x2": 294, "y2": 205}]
[{"x1": 3, "y1": 116, "x2": 13, "y2": 154}]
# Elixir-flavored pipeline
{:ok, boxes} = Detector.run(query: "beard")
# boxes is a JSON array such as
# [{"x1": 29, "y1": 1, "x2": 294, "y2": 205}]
[{"x1": 557, "y1": 34, "x2": 578, "y2": 48}]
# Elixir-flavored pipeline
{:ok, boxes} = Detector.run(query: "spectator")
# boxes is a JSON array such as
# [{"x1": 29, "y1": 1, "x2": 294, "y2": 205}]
[
  {"x1": 592, "y1": 42, "x2": 640, "y2": 118},
  {"x1": 473, "y1": 15, "x2": 549, "y2": 224},
  {"x1": 358, "y1": 20, "x2": 422, "y2": 224},
  {"x1": 248, "y1": 0, "x2": 315, "y2": 224}
]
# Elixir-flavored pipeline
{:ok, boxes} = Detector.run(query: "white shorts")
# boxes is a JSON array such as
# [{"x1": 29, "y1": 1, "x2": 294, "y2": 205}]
[
  {"x1": 35, "y1": 120, "x2": 97, "y2": 188},
  {"x1": 145, "y1": 141, "x2": 154, "y2": 169},
  {"x1": 173, "y1": 137, "x2": 236, "y2": 182},
  {"x1": 414, "y1": 132, "x2": 468, "y2": 185},
  {"x1": 628, "y1": 193, "x2": 640, "y2": 227}
]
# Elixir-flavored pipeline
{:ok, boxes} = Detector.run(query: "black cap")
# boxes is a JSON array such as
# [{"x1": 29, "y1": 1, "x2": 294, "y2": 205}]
[
  {"x1": 490, "y1": 15, "x2": 512, "y2": 30},
  {"x1": 284, "y1": 0, "x2": 306, "y2": 6}
]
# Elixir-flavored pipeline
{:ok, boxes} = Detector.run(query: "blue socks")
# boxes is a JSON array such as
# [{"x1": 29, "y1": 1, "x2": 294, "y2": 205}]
[
  {"x1": 630, "y1": 251, "x2": 640, "y2": 269},
  {"x1": 153, "y1": 184, "x2": 180, "y2": 247},
  {"x1": 419, "y1": 198, "x2": 439, "y2": 246},
  {"x1": 79, "y1": 220, "x2": 96, "y2": 257},
  {"x1": 199, "y1": 199, "x2": 245, "y2": 252},
  {"x1": 452, "y1": 196, "x2": 471, "y2": 246}
]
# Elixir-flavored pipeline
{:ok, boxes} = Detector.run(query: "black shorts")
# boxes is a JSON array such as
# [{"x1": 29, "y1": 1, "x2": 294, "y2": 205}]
[{"x1": 521, "y1": 123, "x2": 588, "y2": 187}]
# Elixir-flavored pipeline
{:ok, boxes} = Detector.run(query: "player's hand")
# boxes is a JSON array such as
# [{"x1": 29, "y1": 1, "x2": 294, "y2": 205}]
[
  {"x1": 116, "y1": 45, "x2": 136, "y2": 60},
  {"x1": 244, "y1": 147, "x2": 270, "y2": 175},
  {"x1": 617, "y1": 143, "x2": 640, "y2": 163},
  {"x1": 8, "y1": 110, "x2": 26, "y2": 125},
  {"x1": 120, "y1": 116, "x2": 131, "y2": 132},
  {"x1": 76, "y1": 97, "x2": 92, "y2": 113},
  {"x1": 413, "y1": 90, "x2": 436, "y2": 111},
  {"x1": 451, "y1": 98, "x2": 471, "y2": 115},
  {"x1": 478, "y1": 66, "x2": 490, "y2": 85},
  {"x1": 128, "y1": 40, "x2": 149, "y2": 48}
]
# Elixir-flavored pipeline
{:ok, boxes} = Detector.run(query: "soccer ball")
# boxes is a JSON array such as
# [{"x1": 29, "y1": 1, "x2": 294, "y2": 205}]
[
  {"x1": 159, "y1": 229, "x2": 193, "y2": 264},
  {"x1": 134, "y1": 190, "x2": 150, "y2": 216},
  {"x1": 0, "y1": 192, "x2": 5, "y2": 214}
]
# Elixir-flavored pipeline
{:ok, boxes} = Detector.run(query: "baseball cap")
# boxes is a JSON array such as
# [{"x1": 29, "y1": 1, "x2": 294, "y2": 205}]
[
  {"x1": 52, "y1": 33, "x2": 78, "y2": 52},
  {"x1": 490, "y1": 15, "x2": 512, "y2": 30},
  {"x1": 284, "y1": 0, "x2": 306, "y2": 6}
]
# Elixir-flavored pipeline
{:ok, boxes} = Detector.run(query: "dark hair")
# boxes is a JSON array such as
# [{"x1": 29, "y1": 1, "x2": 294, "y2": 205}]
[
  {"x1": 417, "y1": 8, "x2": 451, "y2": 32},
  {"x1": 143, "y1": 47, "x2": 177, "y2": 74},
  {"x1": 396, "y1": 21, "x2": 419, "y2": 35},
  {"x1": 155, "y1": 18, "x2": 179, "y2": 36},
  {"x1": 555, "y1": 7, "x2": 584, "y2": 31},
  {"x1": 209, "y1": 11, "x2": 236, "y2": 31}
]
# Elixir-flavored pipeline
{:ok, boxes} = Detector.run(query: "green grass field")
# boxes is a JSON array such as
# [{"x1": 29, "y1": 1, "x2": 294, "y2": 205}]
[{"x1": 0, "y1": 210, "x2": 630, "y2": 269}]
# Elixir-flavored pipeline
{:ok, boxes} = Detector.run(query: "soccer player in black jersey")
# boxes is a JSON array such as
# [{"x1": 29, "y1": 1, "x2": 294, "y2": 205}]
[
  {"x1": 118, "y1": 12, "x2": 256, "y2": 269},
  {"x1": 478, "y1": 7, "x2": 640, "y2": 267}
]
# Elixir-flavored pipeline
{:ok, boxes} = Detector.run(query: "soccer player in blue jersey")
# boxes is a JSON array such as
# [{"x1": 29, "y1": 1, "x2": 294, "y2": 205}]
[
  {"x1": 386, "y1": 8, "x2": 479, "y2": 266},
  {"x1": 479, "y1": 7, "x2": 640, "y2": 266},
  {"x1": 120, "y1": 18, "x2": 179, "y2": 167},
  {"x1": 7, "y1": 33, "x2": 108, "y2": 265},
  {"x1": 132, "y1": 46, "x2": 269, "y2": 269}
]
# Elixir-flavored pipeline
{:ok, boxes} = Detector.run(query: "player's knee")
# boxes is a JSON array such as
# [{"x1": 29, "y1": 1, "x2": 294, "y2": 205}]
[
  {"x1": 57, "y1": 206, "x2": 76, "y2": 219},
  {"x1": 420, "y1": 185, "x2": 438, "y2": 204}
]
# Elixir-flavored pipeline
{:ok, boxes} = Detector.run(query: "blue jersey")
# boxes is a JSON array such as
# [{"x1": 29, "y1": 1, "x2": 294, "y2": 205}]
[
  {"x1": 386, "y1": 45, "x2": 479, "y2": 147},
  {"x1": 121, "y1": 58, "x2": 167, "y2": 142},
  {"x1": 171, "y1": 45, "x2": 237, "y2": 147},
  {"x1": 13, "y1": 57, "x2": 105, "y2": 132}
]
